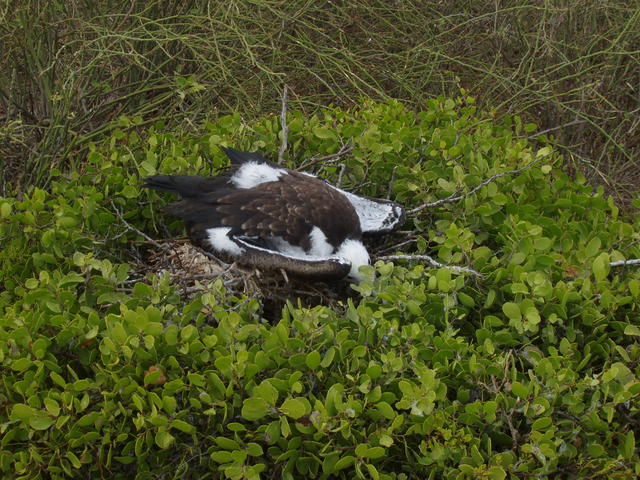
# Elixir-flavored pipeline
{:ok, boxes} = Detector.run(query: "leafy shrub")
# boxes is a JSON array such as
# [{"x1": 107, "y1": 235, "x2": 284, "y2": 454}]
[{"x1": 1, "y1": 99, "x2": 639, "y2": 479}]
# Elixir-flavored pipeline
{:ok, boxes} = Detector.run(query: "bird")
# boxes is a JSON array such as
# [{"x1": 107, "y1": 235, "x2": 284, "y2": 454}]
[{"x1": 142, "y1": 147, "x2": 405, "y2": 282}]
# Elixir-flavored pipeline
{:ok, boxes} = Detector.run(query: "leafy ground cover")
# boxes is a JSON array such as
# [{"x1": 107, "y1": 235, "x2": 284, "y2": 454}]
[{"x1": 1, "y1": 100, "x2": 639, "y2": 478}]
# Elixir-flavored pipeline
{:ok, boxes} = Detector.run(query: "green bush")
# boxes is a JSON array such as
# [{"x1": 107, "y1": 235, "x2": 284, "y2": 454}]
[{"x1": 1, "y1": 99, "x2": 639, "y2": 479}]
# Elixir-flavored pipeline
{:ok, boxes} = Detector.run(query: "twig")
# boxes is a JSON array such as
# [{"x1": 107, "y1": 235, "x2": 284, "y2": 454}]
[
  {"x1": 610, "y1": 259, "x2": 640, "y2": 267},
  {"x1": 409, "y1": 150, "x2": 555, "y2": 215},
  {"x1": 277, "y1": 85, "x2": 288, "y2": 165},
  {"x1": 111, "y1": 201, "x2": 170, "y2": 251},
  {"x1": 296, "y1": 143, "x2": 353, "y2": 171},
  {"x1": 336, "y1": 163, "x2": 346, "y2": 187},
  {"x1": 386, "y1": 165, "x2": 398, "y2": 199},
  {"x1": 225, "y1": 293, "x2": 259, "y2": 312},
  {"x1": 377, "y1": 254, "x2": 483, "y2": 278},
  {"x1": 375, "y1": 237, "x2": 417, "y2": 255},
  {"x1": 526, "y1": 119, "x2": 587, "y2": 139}
]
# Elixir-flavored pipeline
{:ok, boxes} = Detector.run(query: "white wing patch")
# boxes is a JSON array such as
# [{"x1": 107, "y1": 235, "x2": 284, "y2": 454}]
[
  {"x1": 266, "y1": 237, "x2": 308, "y2": 258},
  {"x1": 264, "y1": 227, "x2": 333, "y2": 259},
  {"x1": 230, "y1": 162, "x2": 287, "y2": 189},
  {"x1": 337, "y1": 188, "x2": 401, "y2": 232},
  {"x1": 207, "y1": 227, "x2": 244, "y2": 256},
  {"x1": 308, "y1": 226, "x2": 334, "y2": 257}
]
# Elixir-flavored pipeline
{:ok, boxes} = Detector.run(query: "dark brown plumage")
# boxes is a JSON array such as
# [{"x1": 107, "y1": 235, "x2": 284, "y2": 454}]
[{"x1": 143, "y1": 147, "x2": 404, "y2": 281}]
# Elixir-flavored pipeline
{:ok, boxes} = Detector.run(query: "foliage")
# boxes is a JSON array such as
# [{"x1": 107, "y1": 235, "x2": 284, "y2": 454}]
[
  {"x1": 1, "y1": 100, "x2": 640, "y2": 479},
  {"x1": 1, "y1": 0, "x2": 639, "y2": 197}
]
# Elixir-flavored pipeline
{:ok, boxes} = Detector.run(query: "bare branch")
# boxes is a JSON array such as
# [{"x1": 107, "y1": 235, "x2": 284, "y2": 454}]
[
  {"x1": 526, "y1": 119, "x2": 587, "y2": 139},
  {"x1": 386, "y1": 165, "x2": 398, "y2": 200},
  {"x1": 409, "y1": 150, "x2": 555, "y2": 215},
  {"x1": 277, "y1": 85, "x2": 288, "y2": 165},
  {"x1": 377, "y1": 254, "x2": 483, "y2": 278},
  {"x1": 296, "y1": 143, "x2": 353, "y2": 171},
  {"x1": 336, "y1": 163, "x2": 346, "y2": 187},
  {"x1": 610, "y1": 259, "x2": 640, "y2": 267},
  {"x1": 111, "y1": 201, "x2": 170, "y2": 251}
]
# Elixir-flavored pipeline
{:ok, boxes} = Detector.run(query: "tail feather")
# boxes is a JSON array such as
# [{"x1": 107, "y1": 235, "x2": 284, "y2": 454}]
[{"x1": 142, "y1": 175, "x2": 223, "y2": 198}]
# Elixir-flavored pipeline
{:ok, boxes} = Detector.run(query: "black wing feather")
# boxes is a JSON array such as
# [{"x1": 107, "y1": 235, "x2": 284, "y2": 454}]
[
  {"x1": 143, "y1": 163, "x2": 362, "y2": 252},
  {"x1": 220, "y1": 147, "x2": 271, "y2": 166},
  {"x1": 142, "y1": 175, "x2": 230, "y2": 198}
]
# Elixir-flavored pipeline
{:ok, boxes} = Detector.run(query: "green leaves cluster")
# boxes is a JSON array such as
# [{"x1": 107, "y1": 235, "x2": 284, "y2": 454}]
[{"x1": 1, "y1": 98, "x2": 639, "y2": 478}]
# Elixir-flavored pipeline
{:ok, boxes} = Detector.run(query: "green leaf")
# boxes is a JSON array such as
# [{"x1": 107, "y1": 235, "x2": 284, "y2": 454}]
[
  {"x1": 306, "y1": 350, "x2": 321, "y2": 369},
  {"x1": 246, "y1": 443, "x2": 263, "y2": 457},
  {"x1": 313, "y1": 127, "x2": 336, "y2": 140},
  {"x1": 215, "y1": 437, "x2": 240, "y2": 450},
  {"x1": 502, "y1": 302, "x2": 521, "y2": 321},
  {"x1": 321, "y1": 347, "x2": 336, "y2": 368},
  {"x1": 364, "y1": 447, "x2": 385, "y2": 459},
  {"x1": 280, "y1": 398, "x2": 309, "y2": 419},
  {"x1": 622, "y1": 430, "x2": 635, "y2": 459},
  {"x1": 253, "y1": 380, "x2": 279, "y2": 405},
  {"x1": 584, "y1": 237, "x2": 601, "y2": 257},
  {"x1": 171, "y1": 419, "x2": 196, "y2": 434},
  {"x1": 592, "y1": 252, "x2": 610, "y2": 281},
  {"x1": 242, "y1": 398, "x2": 270, "y2": 421},
  {"x1": 510, "y1": 381, "x2": 529, "y2": 398},
  {"x1": 29, "y1": 414, "x2": 54, "y2": 430},
  {"x1": 488, "y1": 466, "x2": 507, "y2": 480},
  {"x1": 10, "y1": 404, "x2": 36, "y2": 422},
  {"x1": 155, "y1": 430, "x2": 175, "y2": 449},
  {"x1": 624, "y1": 325, "x2": 640, "y2": 336},
  {"x1": 376, "y1": 401, "x2": 396, "y2": 420},
  {"x1": 379, "y1": 434, "x2": 394, "y2": 447},
  {"x1": 44, "y1": 398, "x2": 60, "y2": 417},
  {"x1": 531, "y1": 417, "x2": 552, "y2": 430},
  {"x1": 0, "y1": 202, "x2": 12, "y2": 218},
  {"x1": 211, "y1": 451, "x2": 233, "y2": 464},
  {"x1": 334, "y1": 455, "x2": 355, "y2": 471}
]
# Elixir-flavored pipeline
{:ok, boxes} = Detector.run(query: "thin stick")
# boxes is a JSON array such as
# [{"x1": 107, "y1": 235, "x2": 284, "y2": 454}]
[
  {"x1": 296, "y1": 143, "x2": 353, "y2": 171},
  {"x1": 526, "y1": 119, "x2": 587, "y2": 139},
  {"x1": 409, "y1": 150, "x2": 555, "y2": 215},
  {"x1": 336, "y1": 163, "x2": 346, "y2": 187},
  {"x1": 277, "y1": 84, "x2": 288, "y2": 165},
  {"x1": 610, "y1": 259, "x2": 640, "y2": 267},
  {"x1": 111, "y1": 201, "x2": 170, "y2": 251},
  {"x1": 377, "y1": 254, "x2": 483, "y2": 278},
  {"x1": 386, "y1": 165, "x2": 398, "y2": 199}
]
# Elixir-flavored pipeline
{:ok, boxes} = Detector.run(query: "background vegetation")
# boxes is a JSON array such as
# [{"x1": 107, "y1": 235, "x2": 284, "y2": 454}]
[
  {"x1": 1, "y1": 0, "x2": 639, "y2": 197},
  {"x1": 1, "y1": 1, "x2": 639, "y2": 479}
]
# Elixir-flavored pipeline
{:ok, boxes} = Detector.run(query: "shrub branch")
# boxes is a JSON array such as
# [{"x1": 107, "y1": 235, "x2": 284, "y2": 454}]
[
  {"x1": 277, "y1": 85, "x2": 289, "y2": 165},
  {"x1": 111, "y1": 201, "x2": 170, "y2": 251},
  {"x1": 377, "y1": 254, "x2": 483, "y2": 278},
  {"x1": 610, "y1": 259, "x2": 640, "y2": 267},
  {"x1": 409, "y1": 150, "x2": 555, "y2": 215}
]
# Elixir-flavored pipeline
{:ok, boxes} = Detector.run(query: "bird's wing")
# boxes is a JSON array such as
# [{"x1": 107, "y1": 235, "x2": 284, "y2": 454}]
[
  {"x1": 325, "y1": 185, "x2": 406, "y2": 235},
  {"x1": 142, "y1": 174, "x2": 231, "y2": 198},
  {"x1": 234, "y1": 237, "x2": 351, "y2": 280},
  {"x1": 156, "y1": 179, "x2": 312, "y2": 249},
  {"x1": 165, "y1": 173, "x2": 361, "y2": 250}
]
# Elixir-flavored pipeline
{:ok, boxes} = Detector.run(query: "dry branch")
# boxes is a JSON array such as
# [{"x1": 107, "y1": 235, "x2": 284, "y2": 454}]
[
  {"x1": 409, "y1": 150, "x2": 555, "y2": 215},
  {"x1": 296, "y1": 143, "x2": 353, "y2": 171},
  {"x1": 277, "y1": 85, "x2": 289, "y2": 165},
  {"x1": 610, "y1": 259, "x2": 640, "y2": 267},
  {"x1": 377, "y1": 254, "x2": 483, "y2": 278},
  {"x1": 112, "y1": 201, "x2": 170, "y2": 251}
]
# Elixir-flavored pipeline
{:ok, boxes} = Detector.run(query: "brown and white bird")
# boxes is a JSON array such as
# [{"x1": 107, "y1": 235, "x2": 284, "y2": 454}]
[{"x1": 143, "y1": 147, "x2": 405, "y2": 282}]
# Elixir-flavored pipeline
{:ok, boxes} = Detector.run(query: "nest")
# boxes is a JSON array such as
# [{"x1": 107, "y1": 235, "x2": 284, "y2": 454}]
[{"x1": 141, "y1": 238, "x2": 362, "y2": 321}]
